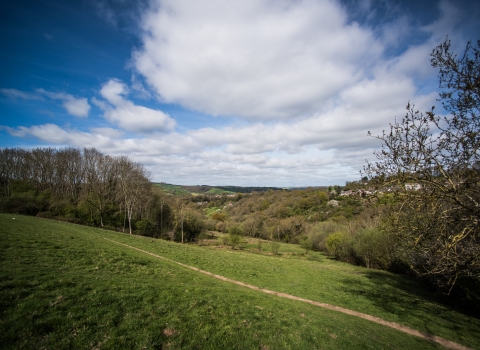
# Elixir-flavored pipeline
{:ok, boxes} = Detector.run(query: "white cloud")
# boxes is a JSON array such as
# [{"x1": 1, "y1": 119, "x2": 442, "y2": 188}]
[
  {"x1": 131, "y1": 74, "x2": 152, "y2": 99},
  {"x1": 133, "y1": 0, "x2": 384, "y2": 120},
  {"x1": 89, "y1": 127, "x2": 124, "y2": 138},
  {"x1": 1, "y1": 88, "x2": 90, "y2": 117},
  {"x1": 36, "y1": 89, "x2": 91, "y2": 117},
  {"x1": 2, "y1": 0, "x2": 476, "y2": 186},
  {"x1": 1, "y1": 88, "x2": 44, "y2": 100},
  {"x1": 96, "y1": 79, "x2": 176, "y2": 133}
]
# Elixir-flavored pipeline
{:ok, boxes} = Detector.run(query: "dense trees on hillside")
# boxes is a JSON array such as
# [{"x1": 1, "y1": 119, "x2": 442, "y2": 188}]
[{"x1": 0, "y1": 147, "x2": 153, "y2": 233}]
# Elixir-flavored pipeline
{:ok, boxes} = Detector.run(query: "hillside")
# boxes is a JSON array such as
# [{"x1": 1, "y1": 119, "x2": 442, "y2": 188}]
[
  {"x1": 1, "y1": 214, "x2": 479, "y2": 349},
  {"x1": 154, "y1": 183, "x2": 284, "y2": 196}
]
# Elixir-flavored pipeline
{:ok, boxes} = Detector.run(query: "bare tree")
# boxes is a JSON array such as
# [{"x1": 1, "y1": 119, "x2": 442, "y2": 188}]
[
  {"x1": 365, "y1": 38, "x2": 480, "y2": 292},
  {"x1": 115, "y1": 156, "x2": 151, "y2": 234},
  {"x1": 56, "y1": 148, "x2": 85, "y2": 213},
  {"x1": 83, "y1": 148, "x2": 118, "y2": 226}
]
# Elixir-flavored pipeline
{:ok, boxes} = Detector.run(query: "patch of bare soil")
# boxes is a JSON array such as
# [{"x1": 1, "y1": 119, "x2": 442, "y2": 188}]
[{"x1": 104, "y1": 238, "x2": 473, "y2": 350}]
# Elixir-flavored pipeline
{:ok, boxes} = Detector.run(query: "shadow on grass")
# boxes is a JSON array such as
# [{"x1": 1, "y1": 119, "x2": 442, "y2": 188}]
[{"x1": 340, "y1": 270, "x2": 480, "y2": 341}]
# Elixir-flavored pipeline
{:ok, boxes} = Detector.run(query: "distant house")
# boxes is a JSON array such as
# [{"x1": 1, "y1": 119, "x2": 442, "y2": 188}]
[{"x1": 340, "y1": 190, "x2": 353, "y2": 196}]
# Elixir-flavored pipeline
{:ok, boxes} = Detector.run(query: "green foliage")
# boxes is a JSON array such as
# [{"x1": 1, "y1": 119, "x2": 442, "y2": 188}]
[
  {"x1": 227, "y1": 233, "x2": 242, "y2": 248},
  {"x1": 259, "y1": 199, "x2": 270, "y2": 211},
  {"x1": 257, "y1": 239, "x2": 263, "y2": 251},
  {"x1": 228, "y1": 224, "x2": 243, "y2": 236},
  {"x1": 221, "y1": 234, "x2": 229, "y2": 245},
  {"x1": 197, "y1": 231, "x2": 214, "y2": 241},
  {"x1": 205, "y1": 188, "x2": 235, "y2": 195},
  {"x1": 156, "y1": 183, "x2": 191, "y2": 196},
  {"x1": 0, "y1": 189, "x2": 50, "y2": 216},
  {"x1": 300, "y1": 236, "x2": 312, "y2": 253},
  {"x1": 210, "y1": 211, "x2": 226, "y2": 221},
  {"x1": 354, "y1": 228, "x2": 397, "y2": 270},
  {"x1": 175, "y1": 210, "x2": 205, "y2": 242},
  {"x1": 326, "y1": 232, "x2": 353, "y2": 262},
  {"x1": 308, "y1": 221, "x2": 345, "y2": 251},
  {"x1": 136, "y1": 220, "x2": 155, "y2": 237},
  {"x1": 270, "y1": 241, "x2": 280, "y2": 255}
]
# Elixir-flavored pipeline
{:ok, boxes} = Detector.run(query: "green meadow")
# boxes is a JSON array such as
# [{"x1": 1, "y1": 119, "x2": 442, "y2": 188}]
[{"x1": 1, "y1": 213, "x2": 479, "y2": 349}]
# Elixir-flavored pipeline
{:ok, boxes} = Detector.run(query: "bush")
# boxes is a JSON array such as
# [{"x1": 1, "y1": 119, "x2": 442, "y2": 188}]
[
  {"x1": 270, "y1": 241, "x2": 280, "y2": 255},
  {"x1": 326, "y1": 231, "x2": 354, "y2": 263},
  {"x1": 174, "y1": 210, "x2": 206, "y2": 242},
  {"x1": 228, "y1": 225, "x2": 243, "y2": 236},
  {"x1": 215, "y1": 221, "x2": 226, "y2": 233},
  {"x1": 211, "y1": 211, "x2": 226, "y2": 221},
  {"x1": 221, "y1": 235, "x2": 229, "y2": 246},
  {"x1": 308, "y1": 221, "x2": 346, "y2": 251},
  {"x1": 228, "y1": 233, "x2": 242, "y2": 248},
  {"x1": 136, "y1": 220, "x2": 155, "y2": 237},
  {"x1": 197, "y1": 231, "x2": 210, "y2": 241},
  {"x1": 300, "y1": 236, "x2": 312, "y2": 253},
  {"x1": 354, "y1": 228, "x2": 397, "y2": 269}
]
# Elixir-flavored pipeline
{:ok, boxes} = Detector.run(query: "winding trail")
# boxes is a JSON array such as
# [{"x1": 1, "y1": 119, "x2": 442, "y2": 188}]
[{"x1": 104, "y1": 238, "x2": 472, "y2": 350}]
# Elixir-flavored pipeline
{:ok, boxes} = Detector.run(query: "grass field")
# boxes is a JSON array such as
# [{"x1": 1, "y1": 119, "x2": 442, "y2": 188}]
[
  {"x1": 155, "y1": 183, "x2": 191, "y2": 196},
  {"x1": 1, "y1": 214, "x2": 479, "y2": 349},
  {"x1": 205, "y1": 188, "x2": 235, "y2": 195}
]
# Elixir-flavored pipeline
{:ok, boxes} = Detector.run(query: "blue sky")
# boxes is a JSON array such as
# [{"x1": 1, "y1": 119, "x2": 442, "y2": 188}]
[{"x1": 1, "y1": 0, "x2": 479, "y2": 186}]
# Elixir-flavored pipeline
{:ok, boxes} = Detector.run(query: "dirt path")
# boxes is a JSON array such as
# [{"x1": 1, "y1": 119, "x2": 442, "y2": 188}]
[{"x1": 104, "y1": 238, "x2": 472, "y2": 350}]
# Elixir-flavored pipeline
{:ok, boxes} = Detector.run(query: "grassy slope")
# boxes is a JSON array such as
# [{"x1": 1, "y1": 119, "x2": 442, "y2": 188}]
[
  {"x1": 0, "y1": 214, "x2": 478, "y2": 349},
  {"x1": 155, "y1": 183, "x2": 191, "y2": 196},
  {"x1": 205, "y1": 188, "x2": 235, "y2": 195}
]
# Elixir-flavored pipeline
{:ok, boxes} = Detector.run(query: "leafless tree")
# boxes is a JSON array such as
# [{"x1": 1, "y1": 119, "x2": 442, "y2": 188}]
[
  {"x1": 83, "y1": 148, "x2": 117, "y2": 226},
  {"x1": 115, "y1": 156, "x2": 151, "y2": 234},
  {"x1": 365, "y1": 38, "x2": 480, "y2": 292}
]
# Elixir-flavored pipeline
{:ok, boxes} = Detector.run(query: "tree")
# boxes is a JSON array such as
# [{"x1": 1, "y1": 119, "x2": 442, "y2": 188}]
[
  {"x1": 83, "y1": 148, "x2": 117, "y2": 227},
  {"x1": 171, "y1": 196, "x2": 186, "y2": 242},
  {"x1": 365, "y1": 38, "x2": 480, "y2": 292},
  {"x1": 116, "y1": 156, "x2": 151, "y2": 234}
]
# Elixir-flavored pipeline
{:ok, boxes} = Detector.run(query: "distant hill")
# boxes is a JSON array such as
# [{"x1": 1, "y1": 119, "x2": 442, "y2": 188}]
[
  {"x1": 186, "y1": 185, "x2": 284, "y2": 194},
  {"x1": 215, "y1": 186, "x2": 284, "y2": 193},
  {"x1": 154, "y1": 183, "x2": 191, "y2": 196},
  {"x1": 154, "y1": 183, "x2": 284, "y2": 195}
]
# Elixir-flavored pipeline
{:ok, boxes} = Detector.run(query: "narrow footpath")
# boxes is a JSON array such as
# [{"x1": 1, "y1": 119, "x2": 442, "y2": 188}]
[{"x1": 104, "y1": 238, "x2": 472, "y2": 350}]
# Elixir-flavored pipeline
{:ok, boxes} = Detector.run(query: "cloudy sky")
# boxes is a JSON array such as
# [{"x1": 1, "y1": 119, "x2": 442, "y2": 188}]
[{"x1": 1, "y1": 0, "x2": 479, "y2": 186}]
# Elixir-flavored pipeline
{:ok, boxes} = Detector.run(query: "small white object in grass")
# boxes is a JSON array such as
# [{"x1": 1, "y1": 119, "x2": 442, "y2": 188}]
[{"x1": 13, "y1": 218, "x2": 15, "y2": 220}]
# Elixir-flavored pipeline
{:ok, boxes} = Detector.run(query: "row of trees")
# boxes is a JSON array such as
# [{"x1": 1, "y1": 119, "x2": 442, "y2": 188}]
[{"x1": 0, "y1": 147, "x2": 151, "y2": 234}]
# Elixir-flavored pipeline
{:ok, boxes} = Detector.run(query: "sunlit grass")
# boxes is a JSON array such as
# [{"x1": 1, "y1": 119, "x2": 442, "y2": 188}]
[{"x1": 1, "y1": 214, "x2": 478, "y2": 349}]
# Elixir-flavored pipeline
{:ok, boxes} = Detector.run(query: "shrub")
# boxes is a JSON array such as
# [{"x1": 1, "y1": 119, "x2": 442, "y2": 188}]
[
  {"x1": 228, "y1": 233, "x2": 241, "y2": 248},
  {"x1": 136, "y1": 220, "x2": 155, "y2": 237},
  {"x1": 228, "y1": 225, "x2": 243, "y2": 236},
  {"x1": 300, "y1": 236, "x2": 312, "y2": 253},
  {"x1": 354, "y1": 228, "x2": 397, "y2": 269},
  {"x1": 211, "y1": 211, "x2": 226, "y2": 221},
  {"x1": 197, "y1": 231, "x2": 211, "y2": 242},
  {"x1": 307, "y1": 221, "x2": 346, "y2": 251},
  {"x1": 270, "y1": 241, "x2": 280, "y2": 255},
  {"x1": 215, "y1": 221, "x2": 226, "y2": 233},
  {"x1": 326, "y1": 231, "x2": 354, "y2": 262},
  {"x1": 221, "y1": 235, "x2": 229, "y2": 246}
]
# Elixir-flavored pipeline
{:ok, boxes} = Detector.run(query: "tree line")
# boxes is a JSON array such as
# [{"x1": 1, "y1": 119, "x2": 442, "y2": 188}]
[{"x1": 0, "y1": 147, "x2": 156, "y2": 234}]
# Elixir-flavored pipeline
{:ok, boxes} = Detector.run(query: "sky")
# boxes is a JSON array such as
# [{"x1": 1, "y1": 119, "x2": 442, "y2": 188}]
[{"x1": 1, "y1": 0, "x2": 479, "y2": 187}]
